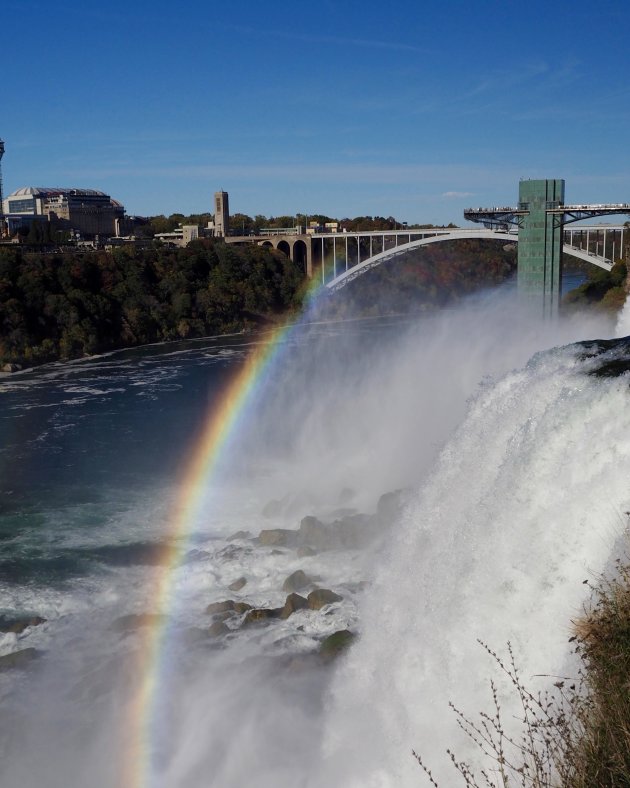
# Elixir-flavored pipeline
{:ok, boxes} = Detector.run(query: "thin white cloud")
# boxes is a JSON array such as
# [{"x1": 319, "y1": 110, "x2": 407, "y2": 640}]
[
  {"x1": 442, "y1": 191, "x2": 475, "y2": 199},
  {"x1": 465, "y1": 60, "x2": 551, "y2": 98},
  {"x1": 218, "y1": 22, "x2": 429, "y2": 54}
]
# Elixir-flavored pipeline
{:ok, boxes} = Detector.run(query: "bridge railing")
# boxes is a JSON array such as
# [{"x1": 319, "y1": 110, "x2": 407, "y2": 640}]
[
  {"x1": 552, "y1": 203, "x2": 630, "y2": 212},
  {"x1": 258, "y1": 227, "x2": 300, "y2": 236}
]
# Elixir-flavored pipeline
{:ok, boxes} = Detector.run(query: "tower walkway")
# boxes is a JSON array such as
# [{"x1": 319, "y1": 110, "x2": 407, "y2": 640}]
[{"x1": 464, "y1": 183, "x2": 629, "y2": 317}]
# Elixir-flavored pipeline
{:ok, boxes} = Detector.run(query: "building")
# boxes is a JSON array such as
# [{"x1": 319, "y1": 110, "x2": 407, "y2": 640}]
[
  {"x1": 214, "y1": 191, "x2": 229, "y2": 237},
  {"x1": 306, "y1": 220, "x2": 339, "y2": 234},
  {"x1": 3, "y1": 186, "x2": 125, "y2": 238},
  {"x1": 154, "y1": 224, "x2": 201, "y2": 247},
  {"x1": 0, "y1": 139, "x2": 5, "y2": 237}
]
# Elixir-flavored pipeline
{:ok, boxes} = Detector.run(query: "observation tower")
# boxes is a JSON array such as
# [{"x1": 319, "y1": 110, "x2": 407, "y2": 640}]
[{"x1": 465, "y1": 179, "x2": 630, "y2": 318}]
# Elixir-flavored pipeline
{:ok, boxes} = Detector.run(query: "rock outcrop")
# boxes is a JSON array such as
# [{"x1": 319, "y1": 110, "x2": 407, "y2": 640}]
[
  {"x1": 0, "y1": 648, "x2": 39, "y2": 671},
  {"x1": 258, "y1": 528, "x2": 299, "y2": 547},
  {"x1": 319, "y1": 630, "x2": 357, "y2": 661},
  {"x1": 0, "y1": 616, "x2": 47, "y2": 635},
  {"x1": 206, "y1": 600, "x2": 252, "y2": 616},
  {"x1": 282, "y1": 569, "x2": 312, "y2": 593},
  {"x1": 243, "y1": 607, "x2": 283, "y2": 625},
  {"x1": 280, "y1": 593, "x2": 309, "y2": 619},
  {"x1": 307, "y1": 589, "x2": 342, "y2": 610},
  {"x1": 228, "y1": 576, "x2": 247, "y2": 592}
]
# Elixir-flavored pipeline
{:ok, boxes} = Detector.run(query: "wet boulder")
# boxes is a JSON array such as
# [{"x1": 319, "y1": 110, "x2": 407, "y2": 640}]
[
  {"x1": 206, "y1": 600, "x2": 252, "y2": 616},
  {"x1": 280, "y1": 593, "x2": 309, "y2": 619},
  {"x1": 227, "y1": 530, "x2": 251, "y2": 541},
  {"x1": 243, "y1": 607, "x2": 283, "y2": 626},
  {"x1": 0, "y1": 648, "x2": 39, "y2": 671},
  {"x1": 296, "y1": 545, "x2": 316, "y2": 558},
  {"x1": 307, "y1": 589, "x2": 342, "y2": 610},
  {"x1": 258, "y1": 528, "x2": 299, "y2": 547},
  {"x1": 282, "y1": 569, "x2": 312, "y2": 593},
  {"x1": 0, "y1": 616, "x2": 47, "y2": 635},
  {"x1": 216, "y1": 544, "x2": 252, "y2": 562},
  {"x1": 209, "y1": 610, "x2": 235, "y2": 623},
  {"x1": 319, "y1": 630, "x2": 357, "y2": 661},
  {"x1": 342, "y1": 580, "x2": 369, "y2": 594},
  {"x1": 334, "y1": 513, "x2": 376, "y2": 549},
  {"x1": 208, "y1": 620, "x2": 230, "y2": 637},
  {"x1": 228, "y1": 576, "x2": 247, "y2": 592},
  {"x1": 298, "y1": 516, "x2": 334, "y2": 549}
]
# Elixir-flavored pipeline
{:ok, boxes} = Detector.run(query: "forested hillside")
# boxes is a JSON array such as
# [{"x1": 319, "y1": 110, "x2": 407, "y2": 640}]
[
  {"x1": 0, "y1": 240, "x2": 304, "y2": 366},
  {"x1": 0, "y1": 237, "x2": 522, "y2": 369},
  {"x1": 562, "y1": 259, "x2": 628, "y2": 312}
]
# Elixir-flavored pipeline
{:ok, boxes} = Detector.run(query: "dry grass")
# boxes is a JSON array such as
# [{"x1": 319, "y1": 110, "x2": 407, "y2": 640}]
[{"x1": 414, "y1": 558, "x2": 630, "y2": 787}]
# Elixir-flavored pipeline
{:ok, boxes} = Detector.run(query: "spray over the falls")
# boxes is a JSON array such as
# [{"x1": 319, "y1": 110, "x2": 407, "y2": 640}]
[
  {"x1": 319, "y1": 334, "x2": 630, "y2": 786},
  {"x1": 0, "y1": 292, "x2": 628, "y2": 788}
]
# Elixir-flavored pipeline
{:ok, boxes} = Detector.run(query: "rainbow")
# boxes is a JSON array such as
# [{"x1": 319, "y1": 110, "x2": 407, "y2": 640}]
[{"x1": 120, "y1": 319, "x2": 299, "y2": 788}]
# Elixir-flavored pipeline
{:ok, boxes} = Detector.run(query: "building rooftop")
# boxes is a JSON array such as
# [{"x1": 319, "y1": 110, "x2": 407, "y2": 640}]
[{"x1": 8, "y1": 187, "x2": 110, "y2": 198}]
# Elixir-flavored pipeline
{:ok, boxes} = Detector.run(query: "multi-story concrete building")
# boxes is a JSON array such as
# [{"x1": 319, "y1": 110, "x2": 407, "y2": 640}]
[
  {"x1": 3, "y1": 186, "x2": 125, "y2": 237},
  {"x1": 154, "y1": 224, "x2": 201, "y2": 247}
]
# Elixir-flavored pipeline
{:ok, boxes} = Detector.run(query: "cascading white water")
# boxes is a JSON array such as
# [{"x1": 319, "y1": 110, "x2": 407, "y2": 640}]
[
  {"x1": 318, "y1": 337, "x2": 630, "y2": 787},
  {"x1": 615, "y1": 291, "x2": 630, "y2": 337},
  {"x1": 1, "y1": 292, "x2": 627, "y2": 788}
]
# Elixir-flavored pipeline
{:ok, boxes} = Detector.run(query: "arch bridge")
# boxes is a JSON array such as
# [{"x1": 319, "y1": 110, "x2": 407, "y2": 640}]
[
  {"x1": 224, "y1": 180, "x2": 629, "y2": 315},
  {"x1": 324, "y1": 226, "x2": 626, "y2": 292},
  {"x1": 228, "y1": 224, "x2": 625, "y2": 292}
]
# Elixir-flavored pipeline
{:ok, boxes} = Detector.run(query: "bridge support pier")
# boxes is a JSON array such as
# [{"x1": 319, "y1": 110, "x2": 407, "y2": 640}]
[{"x1": 517, "y1": 179, "x2": 565, "y2": 319}]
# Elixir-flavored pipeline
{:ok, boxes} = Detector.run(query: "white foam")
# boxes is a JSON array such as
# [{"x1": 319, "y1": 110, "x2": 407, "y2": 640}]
[
  {"x1": 319, "y1": 344, "x2": 630, "y2": 786},
  {"x1": 615, "y1": 291, "x2": 630, "y2": 337},
  {"x1": 0, "y1": 292, "x2": 625, "y2": 787}
]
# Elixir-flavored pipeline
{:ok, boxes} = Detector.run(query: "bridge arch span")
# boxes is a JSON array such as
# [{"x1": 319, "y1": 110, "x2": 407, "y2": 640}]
[
  {"x1": 561, "y1": 246, "x2": 614, "y2": 270},
  {"x1": 253, "y1": 236, "x2": 312, "y2": 274},
  {"x1": 277, "y1": 240, "x2": 291, "y2": 257},
  {"x1": 325, "y1": 230, "x2": 516, "y2": 291},
  {"x1": 292, "y1": 239, "x2": 308, "y2": 272},
  {"x1": 325, "y1": 230, "x2": 612, "y2": 291}
]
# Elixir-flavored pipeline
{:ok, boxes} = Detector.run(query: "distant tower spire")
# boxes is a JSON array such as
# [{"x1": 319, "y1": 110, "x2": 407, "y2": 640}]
[{"x1": 0, "y1": 139, "x2": 5, "y2": 237}]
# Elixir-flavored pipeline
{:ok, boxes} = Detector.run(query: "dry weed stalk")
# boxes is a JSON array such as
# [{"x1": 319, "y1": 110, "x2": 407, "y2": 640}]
[{"x1": 414, "y1": 557, "x2": 630, "y2": 786}]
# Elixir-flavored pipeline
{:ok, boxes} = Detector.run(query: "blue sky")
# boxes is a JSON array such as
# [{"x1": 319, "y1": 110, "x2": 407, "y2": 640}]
[{"x1": 2, "y1": 0, "x2": 628, "y2": 224}]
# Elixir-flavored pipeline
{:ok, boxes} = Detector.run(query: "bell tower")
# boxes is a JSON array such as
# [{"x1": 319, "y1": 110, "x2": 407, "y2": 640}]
[
  {"x1": 214, "y1": 190, "x2": 229, "y2": 237},
  {"x1": 0, "y1": 139, "x2": 5, "y2": 237}
]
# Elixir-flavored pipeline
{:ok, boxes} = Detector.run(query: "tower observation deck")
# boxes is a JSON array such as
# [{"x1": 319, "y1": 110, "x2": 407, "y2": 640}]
[{"x1": 464, "y1": 180, "x2": 630, "y2": 318}]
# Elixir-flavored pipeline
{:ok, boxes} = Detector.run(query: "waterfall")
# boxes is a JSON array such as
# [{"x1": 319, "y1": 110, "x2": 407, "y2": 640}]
[{"x1": 318, "y1": 336, "x2": 630, "y2": 786}]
